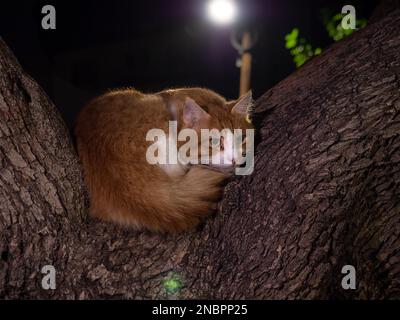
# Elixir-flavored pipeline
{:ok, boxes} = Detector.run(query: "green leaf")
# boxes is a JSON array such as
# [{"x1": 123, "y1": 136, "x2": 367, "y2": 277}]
[
  {"x1": 332, "y1": 13, "x2": 345, "y2": 22},
  {"x1": 285, "y1": 28, "x2": 299, "y2": 42},
  {"x1": 162, "y1": 272, "x2": 183, "y2": 295},
  {"x1": 285, "y1": 39, "x2": 297, "y2": 49},
  {"x1": 324, "y1": 11, "x2": 367, "y2": 42}
]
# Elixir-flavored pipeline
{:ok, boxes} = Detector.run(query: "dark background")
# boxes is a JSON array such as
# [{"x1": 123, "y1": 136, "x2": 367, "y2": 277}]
[{"x1": 0, "y1": 0, "x2": 378, "y2": 128}]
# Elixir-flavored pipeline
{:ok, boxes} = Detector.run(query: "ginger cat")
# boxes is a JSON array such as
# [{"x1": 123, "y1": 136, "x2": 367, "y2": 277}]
[{"x1": 75, "y1": 87, "x2": 253, "y2": 233}]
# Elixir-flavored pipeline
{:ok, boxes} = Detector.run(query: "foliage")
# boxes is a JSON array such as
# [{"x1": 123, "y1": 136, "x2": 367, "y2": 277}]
[
  {"x1": 285, "y1": 28, "x2": 321, "y2": 68},
  {"x1": 324, "y1": 13, "x2": 367, "y2": 41},
  {"x1": 285, "y1": 11, "x2": 367, "y2": 68},
  {"x1": 162, "y1": 271, "x2": 183, "y2": 295}
]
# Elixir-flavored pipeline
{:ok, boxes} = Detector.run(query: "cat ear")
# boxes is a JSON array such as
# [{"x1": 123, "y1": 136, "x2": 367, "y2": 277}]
[
  {"x1": 183, "y1": 98, "x2": 210, "y2": 129},
  {"x1": 231, "y1": 90, "x2": 253, "y2": 117}
]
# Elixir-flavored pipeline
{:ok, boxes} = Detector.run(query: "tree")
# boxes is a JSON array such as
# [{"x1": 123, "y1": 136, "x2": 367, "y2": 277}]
[{"x1": 0, "y1": 6, "x2": 399, "y2": 300}]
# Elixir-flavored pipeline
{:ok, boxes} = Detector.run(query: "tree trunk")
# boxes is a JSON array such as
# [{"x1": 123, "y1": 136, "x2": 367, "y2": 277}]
[{"x1": 1, "y1": 8, "x2": 399, "y2": 300}]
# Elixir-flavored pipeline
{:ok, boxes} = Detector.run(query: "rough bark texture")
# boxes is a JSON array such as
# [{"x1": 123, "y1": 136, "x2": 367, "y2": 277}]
[{"x1": 1, "y1": 8, "x2": 400, "y2": 299}]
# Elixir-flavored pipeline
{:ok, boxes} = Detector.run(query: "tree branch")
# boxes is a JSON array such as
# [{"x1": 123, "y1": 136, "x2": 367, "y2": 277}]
[{"x1": 0, "y1": 8, "x2": 399, "y2": 299}]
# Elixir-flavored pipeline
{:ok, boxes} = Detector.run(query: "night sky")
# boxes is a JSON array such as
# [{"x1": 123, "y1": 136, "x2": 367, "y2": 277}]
[{"x1": 1, "y1": 0, "x2": 378, "y2": 128}]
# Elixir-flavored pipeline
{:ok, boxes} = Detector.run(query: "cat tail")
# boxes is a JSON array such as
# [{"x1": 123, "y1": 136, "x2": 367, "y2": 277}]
[
  {"x1": 165, "y1": 166, "x2": 228, "y2": 232},
  {"x1": 88, "y1": 164, "x2": 228, "y2": 233}
]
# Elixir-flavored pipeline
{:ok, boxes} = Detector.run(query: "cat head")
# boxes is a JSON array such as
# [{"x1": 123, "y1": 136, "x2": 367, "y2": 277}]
[{"x1": 174, "y1": 89, "x2": 254, "y2": 172}]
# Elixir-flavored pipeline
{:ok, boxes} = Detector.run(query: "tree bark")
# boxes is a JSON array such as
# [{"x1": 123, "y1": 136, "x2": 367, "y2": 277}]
[{"x1": 1, "y1": 8, "x2": 400, "y2": 299}]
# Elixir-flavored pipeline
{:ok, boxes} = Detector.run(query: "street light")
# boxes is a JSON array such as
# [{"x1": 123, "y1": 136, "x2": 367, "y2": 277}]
[
  {"x1": 207, "y1": 0, "x2": 237, "y2": 25},
  {"x1": 206, "y1": 0, "x2": 256, "y2": 97}
]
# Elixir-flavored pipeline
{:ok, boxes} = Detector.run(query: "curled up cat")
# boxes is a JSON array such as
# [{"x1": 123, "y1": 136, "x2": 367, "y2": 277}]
[{"x1": 75, "y1": 87, "x2": 254, "y2": 233}]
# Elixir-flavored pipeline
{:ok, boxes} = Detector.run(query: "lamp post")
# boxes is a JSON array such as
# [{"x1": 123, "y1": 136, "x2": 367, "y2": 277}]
[
  {"x1": 207, "y1": 0, "x2": 256, "y2": 97},
  {"x1": 238, "y1": 31, "x2": 252, "y2": 96}
]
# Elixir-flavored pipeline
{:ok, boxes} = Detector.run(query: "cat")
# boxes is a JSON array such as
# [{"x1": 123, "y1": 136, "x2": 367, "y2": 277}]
[{"x1": 74, "y1": 87, "x2": 253, "y2": 233}]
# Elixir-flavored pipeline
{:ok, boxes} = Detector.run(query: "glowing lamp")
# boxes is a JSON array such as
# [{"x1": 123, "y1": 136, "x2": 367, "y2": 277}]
[{"x1": 207, "y1": 0, "x2": 237, "y2": 25}]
